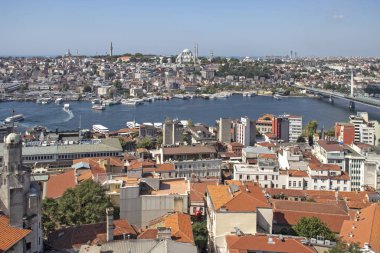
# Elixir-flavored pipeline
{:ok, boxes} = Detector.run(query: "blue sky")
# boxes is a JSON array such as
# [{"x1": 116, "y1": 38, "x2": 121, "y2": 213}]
[{"x1": 0, "y1": 0, "x2": 379, "y2": 57}]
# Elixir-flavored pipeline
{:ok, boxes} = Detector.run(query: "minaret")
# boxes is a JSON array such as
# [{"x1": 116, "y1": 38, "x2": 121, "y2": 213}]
[
  {"x1": 110, "y1": 42, "x2": 113, "y2": 57},
  {"x1": 350, "y1": 70, "x2": 354, "y2": 97}
]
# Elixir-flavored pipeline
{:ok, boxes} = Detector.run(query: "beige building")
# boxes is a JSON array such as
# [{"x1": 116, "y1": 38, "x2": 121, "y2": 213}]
[
  {"x1": 117, "y1": 177, "x2": 190, "y2": 227},
  {"x1": 206, "y1": 182, "x2": 273, "y2": 253}
]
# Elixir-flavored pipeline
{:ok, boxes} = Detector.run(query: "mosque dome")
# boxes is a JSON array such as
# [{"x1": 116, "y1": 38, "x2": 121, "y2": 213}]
[
  {"x1": 5, "y1": 133, "x2": 21, "y2": 144},
  {"x1": 176, "y1": 48, "x2": 194, "y2": 64}
]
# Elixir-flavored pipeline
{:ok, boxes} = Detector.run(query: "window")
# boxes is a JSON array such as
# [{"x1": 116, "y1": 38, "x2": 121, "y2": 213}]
[
  {"x1": 264, "y1": 176, "x2": 267, "y2": 180},
  {"x1": 289, "y1": 181, "x2": 292, "y2": 187},
  {"x1": 247, "y1": 175, "x2": 250, "y2": 180},
  {"x1": 193, "y1": 207, "x2": 197, "y2": 213},
  {"x1": 293, "y1": 181, "x2": 296, "y2": 187},
  {"x1": 298, "y1": 181, "x2": 301, "y2": 187},
  {"x1": 239, "y1": 175, "x2": 242, "y2": 180}
]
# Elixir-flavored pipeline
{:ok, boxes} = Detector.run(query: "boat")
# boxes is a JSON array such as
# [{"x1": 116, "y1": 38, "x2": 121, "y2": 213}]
[
  {"x1": 129, "y1": 98, "x2": 144, "y2": 105},
  {"x1": 63, "y1": 103, "x2": 70, "y2": 112},
  {"x1": 273, "y1": 94, "x2": 282, "y2": 100},
  {"x1": 55, "y1": 98, "x2": 63, "y2": 104},
  {"x1": 92, "y1": 98, "x2": 100, "y2": 104},
  {"x1": 92, "y1": 105, "x2": 105, "y2": 110},
  {"x1": 5, "y1": 114, "x2": 24, "y2": 123},
  {"x1": 126, "y1": 120, "x2": 140, "y2": 128},
  {"x1": 40, "y1": 98, "x2": 52, "y2": 104}
]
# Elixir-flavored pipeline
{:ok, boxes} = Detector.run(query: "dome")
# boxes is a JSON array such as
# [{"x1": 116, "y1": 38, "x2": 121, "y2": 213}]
[
  {"x1": 182, "y1": 48, "x2": 191, "y2": 53},
  {"x1": 5, "y1": 133, "x2": 21, "y2": 144}
]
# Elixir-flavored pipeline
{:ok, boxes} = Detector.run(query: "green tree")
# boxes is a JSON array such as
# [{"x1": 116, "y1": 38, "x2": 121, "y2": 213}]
[
  {"x1": 54, "y1": 180, "x2": 111, "y2": 227},
  {"x1": 192, "y1": 220, "x2": 208, "y2": 251},
  {"x1": 326, "y1": 240, "x2": 361, "y2": 253},
  {"x1": 136, "y1": 138, "x2": 153, "y2": 149},
  {"x1": 306, "y1": 120, "x2": 318, "y2": 137},
  {"x1": 293, "y1": 217, "x2": 336, "y2": 241},
  {"x1": 42, "y1": 198, "x2": 59, "y2": 236},
  {"x1": 296, "y1": 136, "x2": 306, "y2": 143}
]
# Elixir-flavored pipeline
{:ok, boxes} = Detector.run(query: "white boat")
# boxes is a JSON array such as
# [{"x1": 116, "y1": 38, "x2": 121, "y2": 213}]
[
  {"x1": 93, "y1": 124, "x2": 109, "y2": 134},
  {"x1": 41, "y1": 98, "x2": 52, "y2": 104},
  {"x1": 126, "y1": 121, "x2": 140, "y2": 128},
  {"x1": 92, "y1": 98, "x2": 100, "y2": 104},
  {"x1": 5, "y1": 114, "x2": 24, "y2": 123},
  {"x1": 273, "y1": 94, "x2": 282, "y2": 100},
  {"x1": 55, "y1": 98, "x2": 63, "y2": 104},
  {"x1": 122, "y1": 98, "x2": 144, "y2": 106},
  {"x1": 63, "y1": 103, "x2": 70, "y2": 112},
  {"x1": 92, "y1": 105, "x2": 105, "y2": 110}
]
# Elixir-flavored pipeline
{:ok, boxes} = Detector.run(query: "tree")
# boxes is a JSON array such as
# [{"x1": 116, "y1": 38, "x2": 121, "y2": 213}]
[
  {"x1": 296, "y1": 136, "x2": 306, "y2": 143},
  {"x1": 42, "y1": 198, "x2": 59, "y2": 236},
  {"x1": 42, "y1": 180, "x2": 112, "y2": 234},
  {"x1": 136, "y1": 138, "x2": 153, "y2": 149},
  {"x1": 306, "y1": 120, "x2": 318, "y2": 137},
  {"x1": 192, "y1": 220, "x2": 208, "y2": 252},
  {"x1": 326, "y1": 240, "x2": 361, "y2": 253},
  {"x1": 293, "y1": 217, "x2": 336, "y2": 241}
]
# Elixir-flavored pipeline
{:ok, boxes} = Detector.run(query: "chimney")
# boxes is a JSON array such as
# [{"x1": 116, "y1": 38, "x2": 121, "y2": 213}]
[
  {"x1": 157, "y1": 227, "x2": 172, "y2": 240},
  {"x1": 106, "y1": 207, "x2": 114, "y2": 242}
]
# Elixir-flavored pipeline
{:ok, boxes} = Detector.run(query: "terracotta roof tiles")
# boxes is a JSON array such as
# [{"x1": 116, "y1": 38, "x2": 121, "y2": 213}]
[{"x1": 0, "y1": 215, "x2": 31, "y2": 252}]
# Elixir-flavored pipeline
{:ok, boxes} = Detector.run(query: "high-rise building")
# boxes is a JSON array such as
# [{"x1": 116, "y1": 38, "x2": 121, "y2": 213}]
[
  {"x1": 273, "y1": 116, "x2": 289, "y2": 142},
  {"x1": 234, "y1": 117, "x2": 256, "y2": 147},
  {"x1": 287, "y1": 115, "x2": 303, "y2": 143},
  {"x1": 360, "y1": 123, "x2": 375, "y2": 145},
  {"x1": 0, "y1": 133, "x2": 43, "y2": 253},
  {"x1": 349, "y1": 112, "x2": 369, "y2": 143},
  {"x1": 217, "y1": 118, "x2": 231, "y2": 143},
  {"x1": 163, "y1": 119, "x2": 183, "y2": 146}
]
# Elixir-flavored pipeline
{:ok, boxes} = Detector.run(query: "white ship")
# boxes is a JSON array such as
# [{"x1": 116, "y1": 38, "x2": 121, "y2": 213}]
[
  {"x1": 273, "y1": 94, "x2": 282, "y2": 100},
  {"x1": 5, "y1": 114, "x2": 24, "y2": 123},
  {"x1": 55, "y1": 98, "x2": 63, "y2": 104},
  {"x1": 63, "y1": 103, "x2": 70, "y2": 112},
  {"x1": 92, "y1": 104, "x2": 105, "y2": 110}
]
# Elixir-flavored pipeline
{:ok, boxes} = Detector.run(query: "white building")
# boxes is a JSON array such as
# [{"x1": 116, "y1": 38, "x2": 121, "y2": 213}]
[
  {"x1": 286, "y1": 115, "x2": 303, "y2": 143},
  {"x1": 234, "y1": 117, "x2": 255, "y2": 147},
  {"x1": 360, "y1": 123, "x2": 375, "y2": 146}
]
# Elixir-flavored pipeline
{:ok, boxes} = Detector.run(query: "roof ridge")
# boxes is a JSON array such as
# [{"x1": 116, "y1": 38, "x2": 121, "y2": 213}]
[{"x1": 368, "y1": 204, "x2": 379, "y2": 246}]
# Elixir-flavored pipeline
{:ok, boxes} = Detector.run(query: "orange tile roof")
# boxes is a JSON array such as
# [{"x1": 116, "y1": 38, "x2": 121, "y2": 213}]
[
  {"x1": 77, "y1": 170, "x2": 93, "y2": 183},
  {"x1": 273, "y1": 200, "x2": 350, "y2": 232},
  {"x1": 207, "y1": 184, "x2": 270, "y2": 212},
  {"x1": 45, "y1": 170, "x2": 76, "y2": 199},
  {"x1": 0, "y1": 215, "x2": 31, "y2": 252},
  {"x1": 258, "y1": 153, "x2": 277, "y2": 159},
  {"x1": 155, "y1": 163, "x2": 175, "y2": 172},
  {"x1": 226, "y1": 234, "x2": 317, "y2": 253},
  {"x1": 340, "y1": 203, "x2": 380, "y2": 252},
  {"x1": 138, "y1": 213, "x2": 194, "y2": 244},
  {"x1": 164, "y1": 213, "x2": 194, "y2": 244},
  {"x1": 190, "y1": 180, "x2": 218, "y2": 203}
]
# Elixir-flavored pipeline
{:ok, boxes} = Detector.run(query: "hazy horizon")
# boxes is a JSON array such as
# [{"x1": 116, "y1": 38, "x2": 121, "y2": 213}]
[{"x1": 1, "y1": 0, "x2": 380, "y2": 57}]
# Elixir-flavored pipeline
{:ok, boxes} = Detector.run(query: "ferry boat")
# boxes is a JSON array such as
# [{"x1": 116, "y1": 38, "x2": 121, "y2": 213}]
[
  {"x1": 92, "y1": 124, "x2": 109, "y2": 134},
  {"x1": 92, "y1": 104, "x2": 105, "y2": 110},
  {"x1": 63, "y1": 103, "x2": 70, "y2": 112},
  {"x1": 55, "y1": 98, "x2": 63, "y2": 104},
  {"x1": 5, "y1": 114, "x2": 24, "y2": 123}
]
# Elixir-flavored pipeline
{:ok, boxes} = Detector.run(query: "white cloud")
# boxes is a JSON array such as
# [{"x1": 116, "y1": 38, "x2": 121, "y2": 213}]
[{"x1": 332, "y1": 14, "x2": 345, "y2": 20}]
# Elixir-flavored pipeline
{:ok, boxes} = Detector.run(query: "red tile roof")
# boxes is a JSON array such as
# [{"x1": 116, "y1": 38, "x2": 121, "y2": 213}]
[
  {"x1": 273, "y1": 200, "x2": 350, "y2": 233},
  {"x1": 45, "y1": 170, "x2": 76, "y2": 199},
  {"x1": 190, "y1": 180, "x2": 218, "y2": 203},
  {"x1": 0, "y1": 215, "x2": 31, "y2": 253},
  {"x1": 226, "y1": 234, "x2": 317, "y2": 253},
  {"x1": 138, "y1": 213, "x2": 194, "y2": 244},
  {"x1": 340, "y1": 203, "x2": 380, "y2": 252}
]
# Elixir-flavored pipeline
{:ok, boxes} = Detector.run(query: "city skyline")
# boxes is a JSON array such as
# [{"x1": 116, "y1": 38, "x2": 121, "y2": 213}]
[{"x1": 1, "y1": 0, "x2": 380, "y2": 57}]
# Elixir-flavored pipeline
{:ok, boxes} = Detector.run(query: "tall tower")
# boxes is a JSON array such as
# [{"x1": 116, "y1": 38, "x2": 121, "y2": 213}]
[
  {"x1": 350, "y1": 70, "x2": 354, "y2": 97},
  {"x1": 290, "y1": 50, "x2": 293, "y2": 59},
  {"x1": 0, "y1": 133, "x2": 43, "y2": 252},
  {"x1": 110, "y1": 42, "x2": 113, "y2": 57}
]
